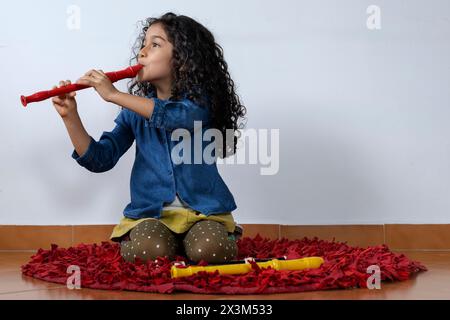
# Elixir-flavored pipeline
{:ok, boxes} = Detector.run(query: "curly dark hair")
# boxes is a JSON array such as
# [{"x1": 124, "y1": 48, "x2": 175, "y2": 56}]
[{"x1": 127, "y1": 12, "x2": 247, "y2": 158}]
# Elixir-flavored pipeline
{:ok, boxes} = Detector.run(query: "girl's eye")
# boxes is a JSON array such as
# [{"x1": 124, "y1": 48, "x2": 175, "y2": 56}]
[{"x1": 141, "y1": 42, "x2": 159, "y2": 49}]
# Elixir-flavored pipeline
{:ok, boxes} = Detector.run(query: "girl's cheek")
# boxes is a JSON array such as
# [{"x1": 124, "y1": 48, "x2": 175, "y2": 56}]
[{"x1": 146, "y1": 66, "x2": 167, "y2": 80}]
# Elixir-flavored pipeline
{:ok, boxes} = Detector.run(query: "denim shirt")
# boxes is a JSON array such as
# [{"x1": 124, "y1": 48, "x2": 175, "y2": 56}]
[{"x1": 71, "y1": 91, "x2": 237, "y2": 219}]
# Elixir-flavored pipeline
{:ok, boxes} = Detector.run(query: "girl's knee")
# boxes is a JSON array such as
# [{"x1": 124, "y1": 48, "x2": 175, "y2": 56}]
[
  {"x1": 122, "y1": 219, "x2": 180, "y2": 262},
  {"x1": 120, "y1": 240, "x2": 134, "y2": 262},
  {"x1": 183, "y1": 220, "x2": 238, "y2": 263}
]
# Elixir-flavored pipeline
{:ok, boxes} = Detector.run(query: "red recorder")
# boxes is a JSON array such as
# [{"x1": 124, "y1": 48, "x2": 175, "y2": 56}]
[{"x1": 20, "y1": 64, "x2": 143, "y2": 107}]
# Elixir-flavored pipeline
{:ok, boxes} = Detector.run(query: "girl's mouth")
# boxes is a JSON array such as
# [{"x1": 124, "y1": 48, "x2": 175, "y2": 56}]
[{"x1": 137, "y1": 66, "x2": 145, "y2": 77}]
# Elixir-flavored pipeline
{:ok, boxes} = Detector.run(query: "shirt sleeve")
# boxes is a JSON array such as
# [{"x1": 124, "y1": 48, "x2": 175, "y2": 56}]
[
  {"x1": 146, "y1": 97, "x2": 211, "y2": 132},
  {"x1": 71, "y1": 109, "x2": 135, "y2": 173}
]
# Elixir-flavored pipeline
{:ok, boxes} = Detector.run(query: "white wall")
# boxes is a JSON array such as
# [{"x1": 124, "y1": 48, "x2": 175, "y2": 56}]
[{"x1": 1, "y1": 0, "x2": 450, "y2": 225}]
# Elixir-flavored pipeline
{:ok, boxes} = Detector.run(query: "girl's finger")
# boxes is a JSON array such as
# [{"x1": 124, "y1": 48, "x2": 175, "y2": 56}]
[
  {"x1": 98, "y1": 70, "x2": 109, "y2": 79},
  {"x1": 52, "y1": 96, "x2": 63, "y2": 105},
  {"x1": 84, "y1": 69, "x2": 100, "y2": 79},
  {"x1": 52, "y1": 86, "x2": 61, "y2": 103},
  {"x1": 65, "y1": 80, "x2": 76, "y2": 97},
  {"x1": 84, "y1": 69, "x2": 95, "y2": 77},
  {"x1": 91, "y1": 69, "x2": 104, "y2": 78},
  {"x1": 58, "y1": 81, "x2": 67, "y2": 99},
  {"x1": 88, "y1": 70, "x2": 103, "y2": 80},
  {"x1": 76, "y1": 77, "x2": 92, "y2": 86},
  {"x1": 85, "y1": 75, "x2": 100, "y2": 84}
]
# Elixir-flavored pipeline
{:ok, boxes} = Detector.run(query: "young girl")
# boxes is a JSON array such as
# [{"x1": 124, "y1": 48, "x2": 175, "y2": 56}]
[{"x1": 51, "y1": 12, "x2": 247, "y2": 264}]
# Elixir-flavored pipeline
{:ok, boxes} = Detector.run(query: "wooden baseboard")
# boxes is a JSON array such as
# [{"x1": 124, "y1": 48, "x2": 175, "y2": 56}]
[{"x1": 1, "y1": 224, "x2": 450, "y2": 251}]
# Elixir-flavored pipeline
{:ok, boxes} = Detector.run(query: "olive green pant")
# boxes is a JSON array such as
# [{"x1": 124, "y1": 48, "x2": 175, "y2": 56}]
[{"x1": 120, "y1": 219, "x2": 238, "y2": 264}]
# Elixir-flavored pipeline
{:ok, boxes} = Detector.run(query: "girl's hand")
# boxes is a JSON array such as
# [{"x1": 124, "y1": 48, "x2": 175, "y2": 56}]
[
  {"x1": 76, "y1": 69, "x2": 119, "y2": 102},
  {"x1": 52, "y1": 80, "x2": 78, "y2": 118}
]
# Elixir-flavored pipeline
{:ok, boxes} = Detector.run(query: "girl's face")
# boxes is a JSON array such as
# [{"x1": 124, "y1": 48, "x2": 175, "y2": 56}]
[{"x1": 137, "y1": 23, "x2": 173, "y2": 83}]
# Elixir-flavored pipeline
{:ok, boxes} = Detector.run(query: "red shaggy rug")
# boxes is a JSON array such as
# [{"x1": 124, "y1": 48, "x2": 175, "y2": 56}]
[{"x1": 21, "y1": 234, "x2": 427, "y2": 294}]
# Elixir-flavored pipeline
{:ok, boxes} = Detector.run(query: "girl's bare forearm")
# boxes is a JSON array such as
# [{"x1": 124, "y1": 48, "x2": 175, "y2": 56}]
[
  {"x1": 62, "y1": 112, "x2": 91, "y2": 157},
  {"x1": 108, "y1": 91, "x2": 154, "y2": 120}
]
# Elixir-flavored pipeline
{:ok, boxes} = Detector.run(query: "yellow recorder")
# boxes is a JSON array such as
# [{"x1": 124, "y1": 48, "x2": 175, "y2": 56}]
[{"x1": 171, "y1": 256, "x2": 325, "y2": 278}]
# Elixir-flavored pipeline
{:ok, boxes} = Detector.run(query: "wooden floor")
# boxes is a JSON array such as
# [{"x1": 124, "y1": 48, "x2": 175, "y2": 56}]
[{"x1": 0, "y1": 251, "x2": 449, "y2": 300}]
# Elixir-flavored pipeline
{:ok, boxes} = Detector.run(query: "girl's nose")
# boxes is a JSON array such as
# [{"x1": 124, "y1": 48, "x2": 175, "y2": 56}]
[{"x1": 139, "y1": 46, "x2": 147, "y2": 58}]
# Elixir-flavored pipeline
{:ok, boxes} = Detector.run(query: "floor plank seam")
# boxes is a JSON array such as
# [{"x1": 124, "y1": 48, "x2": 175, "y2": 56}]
[{"x1": 0, "y1": 286, "x2": 67, "y2": 296}]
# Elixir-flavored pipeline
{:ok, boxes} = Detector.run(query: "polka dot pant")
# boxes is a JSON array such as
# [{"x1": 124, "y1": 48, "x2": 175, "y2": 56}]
[
  {"x1": 120, "y1": 219, "x2": 238, "y2": 264},
  {"x1": 120, "y1": 219, "x2": 180, "y2": 262},
  {"x1": 183, "y1": 220, "x2": 238, "y2": 264}
]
